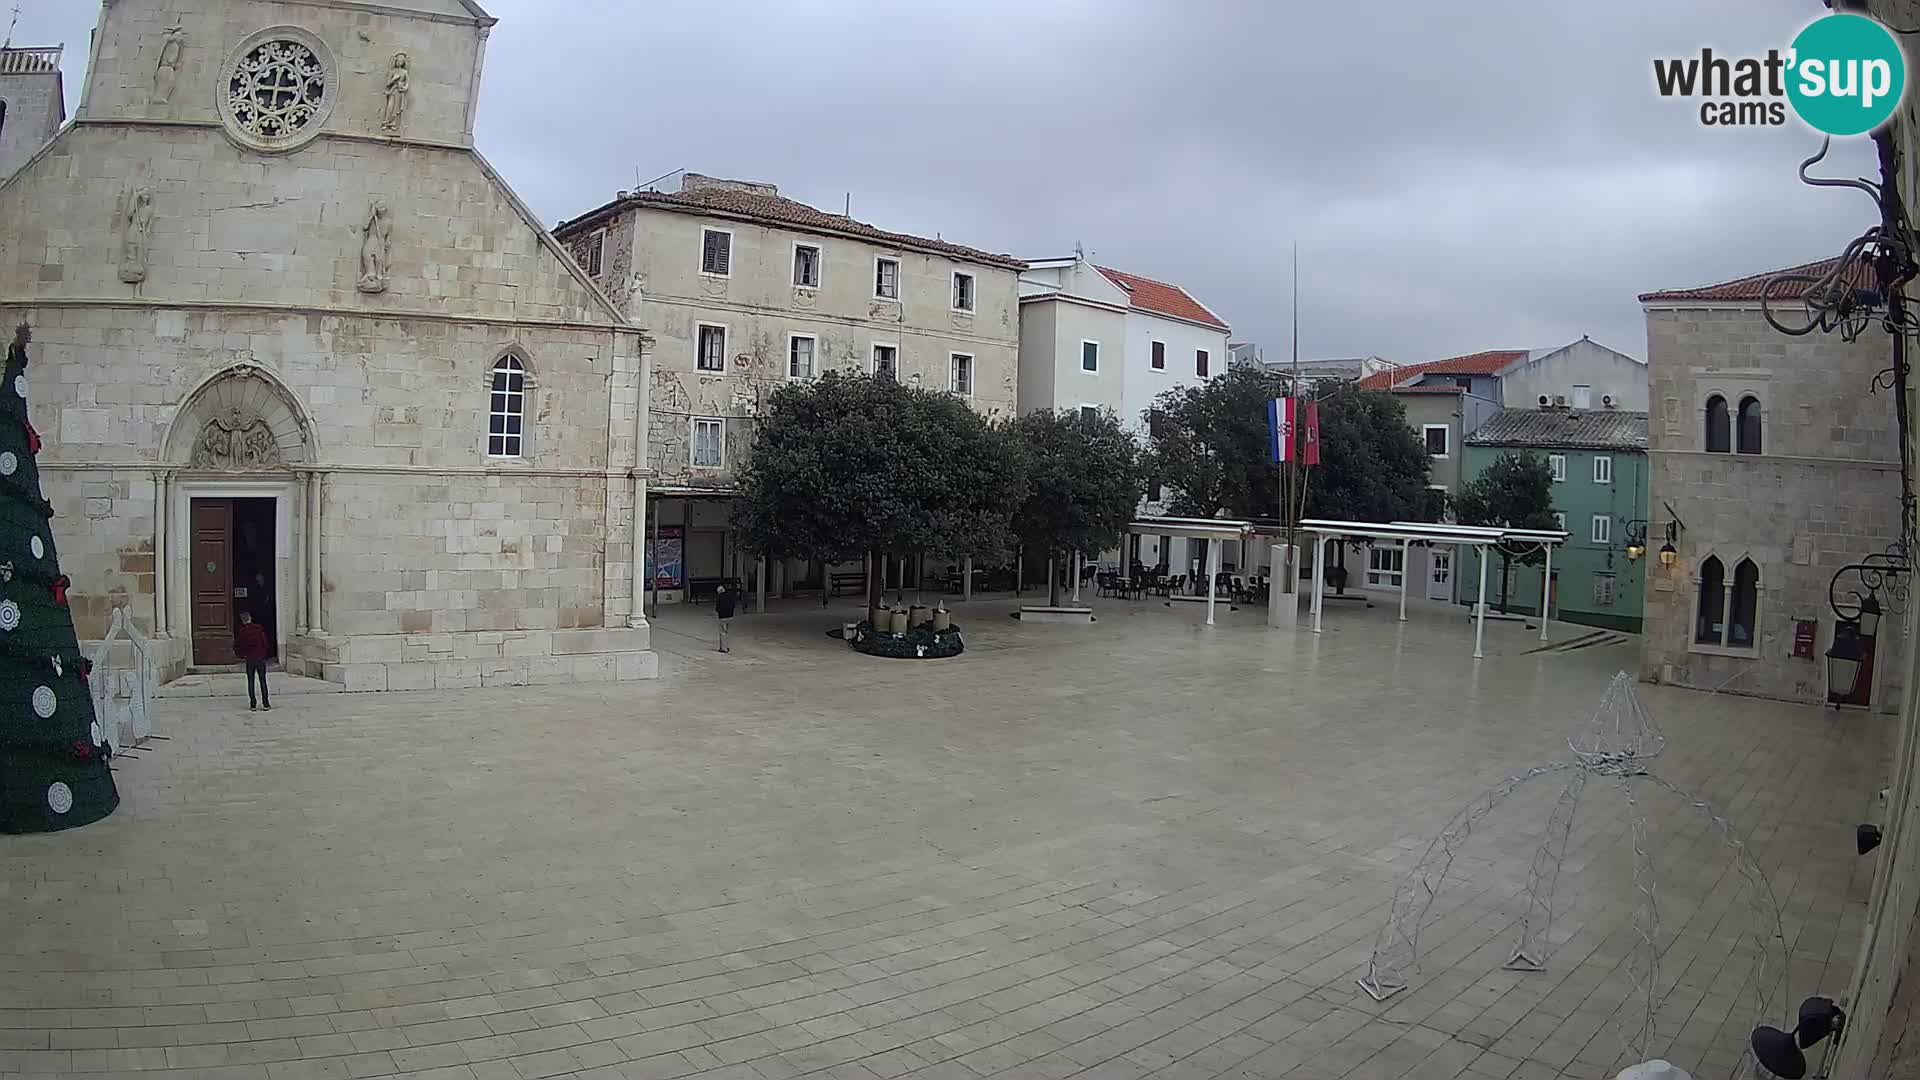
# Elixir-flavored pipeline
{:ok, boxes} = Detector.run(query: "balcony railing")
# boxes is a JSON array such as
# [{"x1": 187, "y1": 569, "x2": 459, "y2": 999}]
[{"x1": 0, "y1": 47, "x2": 62, "y2": 75}]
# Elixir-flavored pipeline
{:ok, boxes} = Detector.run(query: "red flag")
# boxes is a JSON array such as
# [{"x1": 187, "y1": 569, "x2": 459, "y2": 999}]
[{"x1": 1302, "y1": 402, "x2": 1321, "y2": 466}]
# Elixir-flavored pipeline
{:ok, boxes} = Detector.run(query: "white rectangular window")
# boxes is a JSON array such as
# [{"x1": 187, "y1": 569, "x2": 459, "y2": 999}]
[
  {"x1": 1592, "y1": 572, "x2": 1616, "y2": 607},
  {"x1": 792, "y1": 243, "x2": 821, "y2": 288},
  {"x1": 1591, "y1": 514, "x2": 1611, "y2": 544},
  {"x1": 696, "y1": 323, "x2": 726, "y2": 372},
  {"x1": 788, "y1": 334, "x2": 815, "y2": 380},
  {"x1": 874, "y1": 257, "x2": 900, "y2": 300},
  {"x1": 1553, "y1": 511, "x2": 1567, "y2": 531},
  {"x1": 1081, "y1": 340, "x2": 1100, "y2": 373},
  {"x1": 1151, "y1": 341, "x2": 1165, "y2": 370},
  {"x1": 872, "y1": 343, "x2": 897, "y2": 382},
  {"x1": 700, "y1": 228, "x2": 732, "y2": 276},
  {"x1": 951, "y1": 271, "x2": 975, "y2": 312},
  {"x1": 1593, "y1": 455, "x2": 1613, "y2": 484},
  {"x1": 1423, "y1": 424, "x2": 1449, "y2": 457},
  {"x1": 1549, "y1": 453, "x2": 1567, "y2": 482},
  {"x1": 586, "y1": 230, "x2": 605, "y2": 277},
  {"x1": 1366, "y1": 545, "x2": 1405, "y2": 587},
  {"x1": 950, "y1": 352, "x2": 973, "y2": 395},
  {"x1": 1079, "y1": 405, "x2": 1099, "y2": 430},
  {"x1": 691, "y1": 417, "x2": 724, "y2": 468},
  {"x1": 1196, "y1": 349, "x2": 1210, "y2": 377},
  {"x1": 1572, "y1": 384, "x2": 1592, "y2": 409}
]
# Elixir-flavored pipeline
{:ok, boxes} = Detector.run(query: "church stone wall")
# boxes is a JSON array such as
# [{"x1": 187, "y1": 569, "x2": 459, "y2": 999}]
[{"x1": 0, "y1": 0, "x2": 653, "y2": 689}]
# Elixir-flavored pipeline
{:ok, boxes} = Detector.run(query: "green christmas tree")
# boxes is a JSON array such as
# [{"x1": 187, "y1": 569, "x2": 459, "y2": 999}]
[{"x1": 0, "y1": 323, "x2": 117, "y2": 833}]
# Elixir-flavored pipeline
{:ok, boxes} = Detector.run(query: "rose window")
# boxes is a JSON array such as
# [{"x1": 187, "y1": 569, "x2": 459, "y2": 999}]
[{"x1": 227, "y1": 39, "x2": 326, "y2": 140}]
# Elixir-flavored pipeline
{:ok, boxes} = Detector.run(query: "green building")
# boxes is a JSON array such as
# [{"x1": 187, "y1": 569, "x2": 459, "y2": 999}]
[{"x1": 1457, "y1": 409, "x2": 1650, "y2": 632}]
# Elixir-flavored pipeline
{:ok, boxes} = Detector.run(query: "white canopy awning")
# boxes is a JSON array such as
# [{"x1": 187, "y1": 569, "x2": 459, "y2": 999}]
[
  {"x1": 1125, "y1": 516, "x2": 1253, "y2": 541},
  {"x1": 1296, "y1": 518, "x2": 1568, "y2": 658}
]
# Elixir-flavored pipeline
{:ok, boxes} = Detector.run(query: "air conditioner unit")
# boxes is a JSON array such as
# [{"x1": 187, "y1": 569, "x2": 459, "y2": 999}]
[
  {"x1": 1602, "y1": 393, "x2": 1616, "y2": 408},
  {"x1": 1537, "y1": 394, "x2": 1551, "y2": 407},
  {"x1": 1553, "y1": 395, "x2": 1568, "y2": 406}
]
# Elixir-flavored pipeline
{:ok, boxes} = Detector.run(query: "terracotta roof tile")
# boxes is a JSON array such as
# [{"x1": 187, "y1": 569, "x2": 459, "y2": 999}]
[
  {"x1": 1637, "y1": 256, "x2": 1874, "y2": 302},
  {"x1": 1466, "y1": 408, "x2": 1649, "y2": 452},
  {"x1": 1093, "y1": 266, "x2": 1229, "y2": 330},
  {"x1": 1357, "y1": 349, "x2": 1528, "y2": 390},
  {"x1": 556, "y1": 188, "x2": 1025, "y2": 270}
]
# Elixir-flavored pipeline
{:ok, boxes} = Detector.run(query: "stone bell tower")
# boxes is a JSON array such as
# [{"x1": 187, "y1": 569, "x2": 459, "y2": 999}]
[{"x1": 0, "y1": 44, "x2": 64, "y2": 181}]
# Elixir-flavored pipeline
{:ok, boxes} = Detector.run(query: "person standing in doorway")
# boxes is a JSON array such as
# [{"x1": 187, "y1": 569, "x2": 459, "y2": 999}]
[
  {"x1": 714, "y1": 583, "x2": 737, "y2": 653},
  {"x1": 235, "y1": 612, "x2": 271, "y2": 711}
]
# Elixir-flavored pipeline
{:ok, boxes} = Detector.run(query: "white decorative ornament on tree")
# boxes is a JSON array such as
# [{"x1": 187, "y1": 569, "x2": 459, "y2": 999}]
[
  {"x1": 32, "y1": 685, "x2": 55, "y2": 718},
  {"x1": 0, "y1": 600, "x2": 16, "y2": 630},
  {"x1": 51, "y1": 656, "x2": 62, "y2": 676},
  {"x1": 46, "y1": 782, "x2": 72, "y2": 814},
  {"x1": 29, "y1": 535, "x2": 43, "y2": 560},
  {"x1": 90, "y1": 721, "x2": 101, "y2": 745},
  {"x1": 13, "y1": 374, "x2": 25, "y2": 399},
  {"x1": 1, "y1": 451, "x2": 17, "y2": 475}
]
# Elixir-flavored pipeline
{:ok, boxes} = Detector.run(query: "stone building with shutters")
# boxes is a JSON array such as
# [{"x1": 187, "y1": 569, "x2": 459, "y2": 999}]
[
  {"x1": 1638, "y1": 257, "x2": 1902, "y2": 710},
  {"x1": 552, "y1": 173, "x2": 1023, "y2": 603},
  {"x1": 0, "y1": 0, "x2": 657, "y2": 689}
]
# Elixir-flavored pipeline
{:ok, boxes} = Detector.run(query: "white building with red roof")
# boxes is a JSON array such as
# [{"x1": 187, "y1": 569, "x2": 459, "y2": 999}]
[
  {"x1": 1015, "y1": 250, "x2": 1231, "y2": 434},
  {"x1": 1359, "y1": 340, "x2": 1647, "y2": 412}
]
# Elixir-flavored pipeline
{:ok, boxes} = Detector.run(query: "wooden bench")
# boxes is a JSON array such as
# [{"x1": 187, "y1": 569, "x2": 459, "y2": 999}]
[
  {"x1": 829, "y1": 572, "x2": 866, "y2": 596},
  {"x1": 687, "y1": 576, "x2": 739, "y2": 602}
]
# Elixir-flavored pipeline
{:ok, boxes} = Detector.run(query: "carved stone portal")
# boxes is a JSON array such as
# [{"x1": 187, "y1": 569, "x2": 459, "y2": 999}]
[{"x1": 189, "y1": 410, "x2": 283, "y2": 471}]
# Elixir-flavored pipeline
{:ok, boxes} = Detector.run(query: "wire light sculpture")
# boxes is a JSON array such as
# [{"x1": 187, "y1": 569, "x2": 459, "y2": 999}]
[{"x1": 1357, "y1": 673, "x2": 1788, "y2": 1075}]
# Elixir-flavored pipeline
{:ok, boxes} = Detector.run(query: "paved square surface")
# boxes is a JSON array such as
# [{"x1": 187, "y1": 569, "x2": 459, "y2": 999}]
[{"x1": 0, "y1": 593, "x2": 1889, "y2": 1080}]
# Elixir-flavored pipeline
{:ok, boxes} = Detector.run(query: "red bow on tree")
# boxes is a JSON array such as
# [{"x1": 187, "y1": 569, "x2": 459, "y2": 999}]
[
  {"x1": 49, "y1": 574, "x2": 69, "y2": 605},
  {"x1": 25, "y1": 420, "x2": 39, "y2": 455},
  {"x1": 71, "y1": 738, "x2": 92, "y2": 761}
]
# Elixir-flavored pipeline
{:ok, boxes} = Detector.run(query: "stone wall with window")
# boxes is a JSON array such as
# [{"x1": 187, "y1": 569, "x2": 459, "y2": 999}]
[
  {"x1": 1640, "y1": 303, "x2": 1902, "y2": 707},
  {"x1": 0, "y1": 0, "x2": 656, "y2": 688},
  {"x1": 557, "y1": 188, "x2": 1020, "y2": 492}
]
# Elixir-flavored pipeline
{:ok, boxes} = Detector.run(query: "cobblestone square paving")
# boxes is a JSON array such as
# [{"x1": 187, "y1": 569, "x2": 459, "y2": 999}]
[{"x1": 0, "y1": 595, "x2": 1889, "y2": 1080}]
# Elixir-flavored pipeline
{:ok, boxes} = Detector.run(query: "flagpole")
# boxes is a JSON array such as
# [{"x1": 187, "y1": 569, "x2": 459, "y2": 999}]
[{"x1": 1286, "y1": 244, "x2": 1300, "y2": 583}]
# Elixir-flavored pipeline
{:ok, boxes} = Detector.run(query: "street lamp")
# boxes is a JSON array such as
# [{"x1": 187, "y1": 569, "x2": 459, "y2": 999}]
[
  {"x1": 1658, "y1": 541, "x2": 1677, "y2": 567},
  {"x1": 1857, "y1": 592, "x2": 1883, "y2": 639},
  {"x1": 1827, "y1": 621, "x2": 1866, "y2": 705}
]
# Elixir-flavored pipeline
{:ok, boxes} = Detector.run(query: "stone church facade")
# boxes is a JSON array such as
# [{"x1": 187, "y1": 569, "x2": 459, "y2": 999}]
[{"x1": 0, "y1": 0, "x2": 657, "y2": 689}]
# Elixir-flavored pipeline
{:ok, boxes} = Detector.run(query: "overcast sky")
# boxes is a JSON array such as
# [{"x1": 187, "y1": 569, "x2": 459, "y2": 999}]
[{"x1": 15, "y1": 0, "x2": 1887, "y2": 363}]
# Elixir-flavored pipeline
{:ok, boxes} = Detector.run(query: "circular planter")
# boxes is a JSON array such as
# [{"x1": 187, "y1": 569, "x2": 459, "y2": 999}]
[{"x1": 849, "y1": 620, "x2": 965, "y2": 659}]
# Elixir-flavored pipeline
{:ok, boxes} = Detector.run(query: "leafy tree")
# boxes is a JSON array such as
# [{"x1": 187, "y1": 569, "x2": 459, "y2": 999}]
[
  {"x1": 1305, "y1": 384, "x2": 1438, "y2": 523},
  {"x1": 1144, "y1": 369, "x2": 1436, "y2": 523},
  {"x1": 1008, "y1": 408, "x2": 1144, "y2": 606},
  {"x1": 1454, "y1": 451, "x2": 1558, "y2": 613},
  {"x1": 733, "y1": 373, "x2": 1023, "y2": 610}
]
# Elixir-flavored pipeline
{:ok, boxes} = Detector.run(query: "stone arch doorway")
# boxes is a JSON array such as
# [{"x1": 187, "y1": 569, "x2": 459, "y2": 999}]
[{"x1": 159, "y1": 366, "x2": 320, "y2": 669}]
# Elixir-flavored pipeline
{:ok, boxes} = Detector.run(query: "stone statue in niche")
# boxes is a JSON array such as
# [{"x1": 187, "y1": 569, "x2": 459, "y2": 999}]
[
  {"x1": 151, "y1": 26, "x2": 185, "y2": 108},
  {"x1": 190, "y1": 410, "x2": 281, "y2": 471},
  {"x1": 379, "y1": 52, "x2": 410, "y2": 133},
  {"x1": 358, "y1": 199, "x2": 391, "y2": 293},
  {"x1": 117, "y1": 186, "x2": 155, "y2": 284}
]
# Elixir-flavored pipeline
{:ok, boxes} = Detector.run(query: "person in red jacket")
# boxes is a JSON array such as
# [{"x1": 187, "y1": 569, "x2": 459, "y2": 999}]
[{"x1": 234, "y1": 612, "x2": 271, "y2": 711}]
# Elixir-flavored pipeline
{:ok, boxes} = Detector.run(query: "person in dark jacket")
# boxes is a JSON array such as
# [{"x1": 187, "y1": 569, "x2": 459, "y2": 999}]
[
  {"x1": 714, "y1": 584, "x2": 737, "y2": 652},
  {"x1": 234, "y1": 612, "x2": 271, "y2": 711}
]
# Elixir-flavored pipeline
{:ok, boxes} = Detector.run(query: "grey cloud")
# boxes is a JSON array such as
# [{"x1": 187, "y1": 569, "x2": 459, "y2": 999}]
[{"x1": 25, "y1": 1, "x2": 1890, "y2": 363}]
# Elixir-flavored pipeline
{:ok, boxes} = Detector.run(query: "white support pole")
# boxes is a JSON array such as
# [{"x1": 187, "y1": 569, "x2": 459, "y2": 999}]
[
  {"x1": 756, "y1": 555, "x2": 767, "y2": 614},
  {"x1": 1205, "y1": 537, "x2": 1221, "y2": 626},
  {"x1": 1474, "y1": 544, "x2": 1490, "y2": 659},
  {"x1": 963, "y1": 555, "x2": 972, "y2": 602},
  {"x1": 1072, "y1": 551, "x2": 1082, "y2": 603},
  {"x1": 1540, "y1": 543, "x2": 1552, "y2": 642},
  {"x1": 1311, "y1": 535, "x2": 1326, "y2": 633},
  {"x1": 1398, "y1": 539, "x2": 1409, "y2": 622}
]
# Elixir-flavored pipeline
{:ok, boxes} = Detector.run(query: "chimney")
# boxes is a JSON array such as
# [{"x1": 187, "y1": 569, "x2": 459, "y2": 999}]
[{"x1": 681, "y1": 173, "x2": 778, "y2": 197}]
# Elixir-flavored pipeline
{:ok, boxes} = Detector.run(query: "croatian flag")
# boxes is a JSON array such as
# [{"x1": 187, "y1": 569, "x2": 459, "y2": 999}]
[{"x1": 1270, "y1": 398, "x2": 1321, "y2": 465}]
